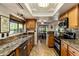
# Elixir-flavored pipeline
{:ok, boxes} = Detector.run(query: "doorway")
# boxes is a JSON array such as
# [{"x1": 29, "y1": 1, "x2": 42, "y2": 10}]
[{"x1": 37, "y1": 25, "x2": 47, "y2": 44}]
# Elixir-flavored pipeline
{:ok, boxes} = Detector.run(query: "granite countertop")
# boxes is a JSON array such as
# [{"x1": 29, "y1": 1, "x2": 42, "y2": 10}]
[
  {"x1": 61, "y1": 39, "x2": 79, "y2": 50},
  {"x1": 0, "y1": 35, "x2": 32, "y2": 56}
]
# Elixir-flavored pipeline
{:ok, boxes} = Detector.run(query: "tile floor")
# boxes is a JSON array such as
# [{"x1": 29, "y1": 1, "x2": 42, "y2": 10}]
[{"x1": 30, "y1": 40, "x2": 58, "y2": 56}]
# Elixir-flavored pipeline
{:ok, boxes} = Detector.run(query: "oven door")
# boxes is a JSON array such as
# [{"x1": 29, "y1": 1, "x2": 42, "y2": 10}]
[
  {"x1": 54, "y1": 42, "x2": 60, "y2": 50},
  {"x1": 54, "y1": 42, "x2": 61, "y2": 55}
]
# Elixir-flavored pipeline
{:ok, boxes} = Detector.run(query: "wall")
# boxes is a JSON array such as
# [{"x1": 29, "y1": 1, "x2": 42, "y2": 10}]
[
  {"x1": 35, "y1": 22, "x2": 37, "y2": 45},
  {"x1": 0, "y1": 4, "x2": 26, "y2": 39},
  {"x1": 75, "y1": 28, "x2": 79, "y2": 39},
  {"x1": 48, "y1": 21, "x2": 59, "y2": 31},
  {"x1": 0, "y1": 4, "x2": 10, "y2": 39}
]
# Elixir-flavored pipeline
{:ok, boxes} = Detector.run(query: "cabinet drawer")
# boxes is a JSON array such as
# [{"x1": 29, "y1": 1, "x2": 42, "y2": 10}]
[{"x1": 69, "y1": 46, "x2": 79, "y2": 56}]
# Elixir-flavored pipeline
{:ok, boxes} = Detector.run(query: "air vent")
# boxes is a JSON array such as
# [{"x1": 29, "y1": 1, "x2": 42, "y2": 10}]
[{"x1": 16, "y1": 3, "x2": 24, "y2": 9}]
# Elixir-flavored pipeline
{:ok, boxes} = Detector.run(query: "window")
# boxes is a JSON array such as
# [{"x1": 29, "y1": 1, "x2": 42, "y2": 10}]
[
  {"x1": 9, "y1": 19, "x2": 24, "y2": 35},
  {"x1": 18, "y1": 23, "x2": 24, "y2": 32},
  {"x1": 10, "y1": 21, "x2": 18, "y2": 34}
]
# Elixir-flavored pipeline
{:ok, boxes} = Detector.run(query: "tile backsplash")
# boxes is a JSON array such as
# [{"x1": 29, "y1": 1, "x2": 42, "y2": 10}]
[{"x1": 73, "y1": 28, "x2": 79, "y2": 39}]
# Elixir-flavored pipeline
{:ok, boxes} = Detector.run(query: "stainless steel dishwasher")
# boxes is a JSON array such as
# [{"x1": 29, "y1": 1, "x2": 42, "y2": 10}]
[{"x1": 19, "y1": 41, "x2": 28, "y2": 56}]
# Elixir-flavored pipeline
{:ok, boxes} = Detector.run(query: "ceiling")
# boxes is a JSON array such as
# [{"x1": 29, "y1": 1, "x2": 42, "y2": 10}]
[
  {"x1": 0, "y1": 3, "x2": 67, "y2": 18},
  {"x1": 0, "y1": 3, "x2": 33, "y2": 19},
  {"x1": 28, "y1": 3, "x2": 57, "y2": 14},
  {"x1": 0, "y1": 3, "x2": 77, "y2": 23},
  {"x1": 24, "y1": 3, "x2": 64, "y2": 17}
]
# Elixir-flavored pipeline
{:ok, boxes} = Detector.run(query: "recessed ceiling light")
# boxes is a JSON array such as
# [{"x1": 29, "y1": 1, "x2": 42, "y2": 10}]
[
  {"x1": 38, "y1": 3, "x2": 49, "y2": 7},
  {"x1": 41, "y1": 22, "x2": 44, "y2": 24}
]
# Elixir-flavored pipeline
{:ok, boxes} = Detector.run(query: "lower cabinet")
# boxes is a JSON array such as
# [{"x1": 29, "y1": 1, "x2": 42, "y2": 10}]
[
  {"x1": 61, "y1": 40, "x2": 68, "y2": 56},
  {"x1": 8, "y1": 37, "x2": 34, "y2": 56},
  {"x1": 61, "y1": 40, "x2": 79, "y2": 56},
  {"x1": 48, "y1": 32, "x2": 55, "y2": 48},
  {"x1": 14, "y1": 41, "x2": 28, "y2": 56},
  {"x1": 27, "y1": 39, "x2": 31, "y2": 55},
  {"x1": 68, "y1": 46, "x2": 79, "y2": 56}
]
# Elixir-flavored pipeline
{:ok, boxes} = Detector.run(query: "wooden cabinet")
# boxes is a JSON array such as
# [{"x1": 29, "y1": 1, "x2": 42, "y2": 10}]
[
  {"x1": 15, "y1": 48, "x2": 20, "y2": 56},
  {"x1": 14, "y1": 37, "x2": 34, "y2": 56},
  {"x1": 68, "y1": 5, "x2": 78, "y2": 28},
  {"x1": 68, "y1": 46, "x2": 79, "y2": 56},
  {"x1": 48, "y1": 32, "x2": 54, "y2": 48},
  {"x1": 61, "y1": 40, "x2": 68, "y2": 56},
  {"x1": 26, "y1": 37, "x2": 34, "y2": 55},
  {"x1": 15, "y1": 41, "x2": 28, "y2": 56},
  {"x1": 26, "y1": 19, "x2": 36, "y2": 30},
  {"x1": 60, "y1": 13, "x2": 68, "y2": 20},
  {"x1": 27, "y1": 40, "x2": 31, "y2": 55},
  {"x1": 59, "y1": 4, "x2": 79, "y2": 28},
  {"x1": 61, "y1": 40, "x2": 79, "y2": 56}
]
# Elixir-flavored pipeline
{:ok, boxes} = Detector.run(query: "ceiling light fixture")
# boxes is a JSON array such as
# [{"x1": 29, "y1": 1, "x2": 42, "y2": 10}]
[
  {"x1": 41, "y1": 22, "x2": 44, "y2": 24},
  {"x1": 38, "y1": 3, "x2": 49, "y2": 7}
]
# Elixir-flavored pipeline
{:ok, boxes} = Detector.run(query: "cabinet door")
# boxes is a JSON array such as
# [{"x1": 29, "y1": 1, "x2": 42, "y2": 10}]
[
  {"x1": 61, "y1": 40, "x2": 68, "y2": 56},
  {"x1": 26, "y1": 19, "x2": 36, "y2": 30},
  {"x1": 59, "y1": 13, "x2": 68, "y2": 20},
  {"x1": 27, "y1": 40, "x2": 31, "y2": 55},
  {"x1": 68, "y1": 6, "x2": 78, "y2": 28},
  {"x1": 48, "y1": 33, "x2": 54, "y2": 47}
]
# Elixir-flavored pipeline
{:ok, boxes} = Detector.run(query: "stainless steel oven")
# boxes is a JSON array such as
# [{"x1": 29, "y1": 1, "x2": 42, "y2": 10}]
[{"x1": 54, "y1": 36, "x2": 61, "y2": 55}]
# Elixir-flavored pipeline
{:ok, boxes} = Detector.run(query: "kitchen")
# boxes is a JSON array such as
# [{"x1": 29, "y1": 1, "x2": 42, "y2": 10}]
[{"x1": 0, "y1": 3, "x2": 79, "y2": 56}]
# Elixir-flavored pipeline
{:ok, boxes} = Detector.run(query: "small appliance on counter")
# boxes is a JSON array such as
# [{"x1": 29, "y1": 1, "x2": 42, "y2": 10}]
[
  {"x1": 54, "y1": 36, "x2": 61, "y2": 55},
  {"x1": 63, "y1": 29, "x2": 76, "y2": 39},
  {"x1": 58, "y1": 17, "x2": 69, "y2": 28}
]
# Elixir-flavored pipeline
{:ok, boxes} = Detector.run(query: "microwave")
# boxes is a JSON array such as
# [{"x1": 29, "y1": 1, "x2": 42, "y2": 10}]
[{"x1": 59, "y1": 17, "x2": 69, "y2": 28}]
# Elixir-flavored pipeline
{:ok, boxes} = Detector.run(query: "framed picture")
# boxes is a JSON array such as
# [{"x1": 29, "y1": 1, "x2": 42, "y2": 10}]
[{"x1": 0, "y1": 15, "x2": 10, "y2": 33}]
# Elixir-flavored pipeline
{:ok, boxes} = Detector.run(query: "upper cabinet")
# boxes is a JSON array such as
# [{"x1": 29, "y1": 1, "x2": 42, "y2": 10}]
[
  {"x1": 59, "y1": 13, "x2": 68, "y2": 20},
  {"x1": 68, "y1": 5, "x2": 78, "y2": 28},
  {"x1": 59, "y1": 4, "x2": 79, "y2": 29},
  {"x1": 26, "y1": 19, "x2": 36, "y2": 31}
]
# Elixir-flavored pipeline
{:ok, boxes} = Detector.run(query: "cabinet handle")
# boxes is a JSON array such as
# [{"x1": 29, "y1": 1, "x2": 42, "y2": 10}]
[{"x1": 24, "y1": 46, "x2": 26, "y2": 50}]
